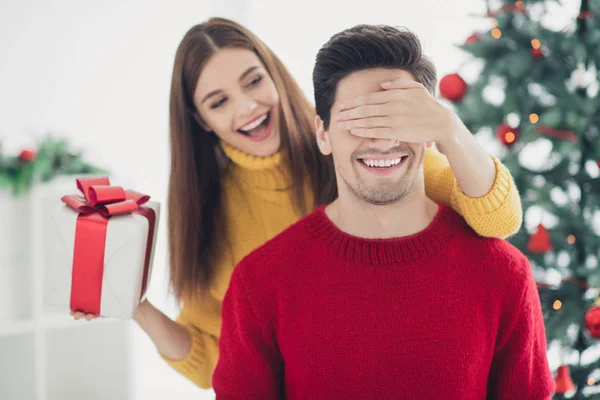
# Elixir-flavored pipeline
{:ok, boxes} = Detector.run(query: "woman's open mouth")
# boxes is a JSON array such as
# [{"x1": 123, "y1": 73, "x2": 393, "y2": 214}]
[{"x1": 237, "y1": 111, "x2": 273, "y2": 142}]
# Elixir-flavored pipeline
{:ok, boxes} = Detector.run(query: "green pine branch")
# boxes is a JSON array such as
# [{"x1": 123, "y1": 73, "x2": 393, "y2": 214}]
[{"x1": 0, "y1": 135, "x2": 108, "y2": 197}]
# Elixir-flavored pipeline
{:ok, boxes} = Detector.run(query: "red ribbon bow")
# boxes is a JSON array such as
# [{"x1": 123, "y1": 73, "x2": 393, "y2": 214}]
[
  {"x1": 62, "y1": 177, "x2": 156, "y2": 316},
  {"x1": 61, "y1": 176, "x2": 150, "y2": 216}
]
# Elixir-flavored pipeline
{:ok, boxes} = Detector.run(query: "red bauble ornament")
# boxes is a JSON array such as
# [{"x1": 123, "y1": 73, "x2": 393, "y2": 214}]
[
  {"x1": 465, "y1": 33, "x2": 480, "y2": 45},
  {"x1": 596, "y1": 160, "x2": 600, "y2": 169},
  {"x1": 531, "y1": 47, "x2": 543, "y2": 59},
  {"x1": 585, "y1": 303, "x2": 600, "y2": 338},
  {"x1": 18, "y1": 149, "x2": 37, "y2": 162},
  {"x1": 527, "y1": 224, "x2": 553, "y2": 253},
  {"x1": 554, "y1": 365, "x2": 576, "y2": 394},
  {"x1": 496, "y1": 124, "x2": 520, "y2": 147},
  {"x1": 439, "y1": 73, "x2": 468, "y2": 102}
]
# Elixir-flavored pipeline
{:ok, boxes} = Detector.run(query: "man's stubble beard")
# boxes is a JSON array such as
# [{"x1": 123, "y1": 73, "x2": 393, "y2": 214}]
[
  {"x1": 340, "y1": 151, "x2": 422, "y2": 206},
  {"x1": 342, "y1": 166, "x2": 418, "y2": 206}
]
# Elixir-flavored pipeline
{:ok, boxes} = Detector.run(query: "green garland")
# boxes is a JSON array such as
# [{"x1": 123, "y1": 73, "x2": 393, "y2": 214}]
[{"x1": 0, "y1": 135, "x2": 108, "y2": 197}]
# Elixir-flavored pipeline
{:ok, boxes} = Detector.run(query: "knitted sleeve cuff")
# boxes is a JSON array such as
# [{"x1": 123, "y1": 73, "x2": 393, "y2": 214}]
[
  {"x1": 454, "y1": 156, "x2": 512, "y2": 213},
  {"x1": 161, "y1": 322, "x2": 218, "y2": 389},
  {"x1": 452, "y1": 156, "x2": 523, "y2": 237}
]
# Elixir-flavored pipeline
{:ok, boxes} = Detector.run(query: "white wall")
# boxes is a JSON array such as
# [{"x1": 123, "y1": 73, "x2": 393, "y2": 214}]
[
  {"x1": 1, "y1": 1, "x2": 247, "y2": 399},
  {"x1": 0, "y1": 1, "x2": 505, "y2": 399},
  {"x1": 246, "y1": 0, "x2": 490, "y2": 101}
]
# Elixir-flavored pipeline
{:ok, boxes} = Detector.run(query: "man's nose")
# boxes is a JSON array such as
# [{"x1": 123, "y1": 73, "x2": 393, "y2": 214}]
[{"x1": 366, "y1": 137, "x2": 404, "y2": 151}]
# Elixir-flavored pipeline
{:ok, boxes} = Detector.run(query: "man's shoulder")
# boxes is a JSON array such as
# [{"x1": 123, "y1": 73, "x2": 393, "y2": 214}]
[
  {"x1": 450, "y1": 231, "x2": 532, "y2": 299},
  {"x1": 462, "y1": 230, "x2": 527, "y2": 260},
  {"x1": 476, "y1": 237, "x2": 530, "y2": 276},
  {"x1": 445, "y1": 209, "x2": 531, "y2": 283}
]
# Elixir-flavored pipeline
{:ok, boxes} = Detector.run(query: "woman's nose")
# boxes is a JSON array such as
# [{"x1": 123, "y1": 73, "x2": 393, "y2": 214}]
[{"x1": 238, "y1": 98, "x2": 258, "y2": 118}]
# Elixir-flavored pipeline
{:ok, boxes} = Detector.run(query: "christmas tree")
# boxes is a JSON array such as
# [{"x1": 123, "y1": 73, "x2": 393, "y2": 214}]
[{"x1": 442, "y1": 0, "x2": 600, "y2": 398}]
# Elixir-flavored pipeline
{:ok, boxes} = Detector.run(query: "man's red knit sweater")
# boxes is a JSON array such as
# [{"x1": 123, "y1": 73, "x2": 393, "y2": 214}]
[{"x1": 213, "y1": 204, "x2": 555, "y2": 399}]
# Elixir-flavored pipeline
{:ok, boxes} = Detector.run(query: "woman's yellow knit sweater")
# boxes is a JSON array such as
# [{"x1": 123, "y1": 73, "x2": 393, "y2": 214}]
[{"x1": 162, "y1": 143, "x2": 523, "y2": 388}]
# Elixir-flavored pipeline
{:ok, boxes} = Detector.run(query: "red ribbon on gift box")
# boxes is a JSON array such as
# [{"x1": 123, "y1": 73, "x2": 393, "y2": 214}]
[{"x1": 61, "y1": 177, "x2": 156, "y2": 315}]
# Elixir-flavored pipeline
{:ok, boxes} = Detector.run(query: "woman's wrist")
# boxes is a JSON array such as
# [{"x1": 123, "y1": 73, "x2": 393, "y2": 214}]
[
  {"x1": 435, "y1": 112, "x2": 471, "y2": 157},
  {"x1": 436, "y1": 114, "x2": 496, "y2": 198},
  {"x1": 133, "y1": 298, "x2": 154, "y2": 325},
  {"x1": 132, "y1": 298, "x2": 192, "y2": 361}
]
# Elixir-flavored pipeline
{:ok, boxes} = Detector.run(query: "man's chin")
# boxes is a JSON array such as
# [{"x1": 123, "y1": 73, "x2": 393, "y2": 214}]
[
  {"x1": 352, "y1": 177, "x2": 416, "y2": 206},
  {"x1": 361, "y1": 196, "x2": 404, "y2": 206},
  {"x1": 352, "y1": 186, "x2": 409, "y2": 206}
]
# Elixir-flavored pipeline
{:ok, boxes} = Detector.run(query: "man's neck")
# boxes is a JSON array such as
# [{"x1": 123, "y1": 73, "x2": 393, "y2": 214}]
[{"x1": 325, "y1": 184, "x2": 439, "y2": 240}]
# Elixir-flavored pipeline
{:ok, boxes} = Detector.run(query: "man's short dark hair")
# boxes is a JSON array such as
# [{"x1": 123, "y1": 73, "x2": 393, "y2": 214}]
[{"x1": 313, "y1": 25, "x2": 437, "y2": 129}]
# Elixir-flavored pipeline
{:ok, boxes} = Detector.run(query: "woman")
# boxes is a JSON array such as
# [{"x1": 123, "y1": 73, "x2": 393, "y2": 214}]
[{"x1": 73, "y1": 17, "x2": 522, "y2": 389}]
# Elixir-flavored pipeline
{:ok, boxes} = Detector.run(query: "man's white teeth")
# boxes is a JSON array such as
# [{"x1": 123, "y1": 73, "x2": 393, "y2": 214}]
[
  {"x1": 362, "y1": 158, "x2": 403, "y2": 168},
  {"x1": 240, "y1": 114, "x2": 267, "y2": 132}
]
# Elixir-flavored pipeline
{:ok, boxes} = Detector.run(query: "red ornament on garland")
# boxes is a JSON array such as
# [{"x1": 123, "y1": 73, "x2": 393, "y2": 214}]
[
  {"x1": 527, "y1": 224, "x2": 553, "y2": 253},
  {"x1": 465, "y1": 33, "x2": 480, "y2": 45},
  {"x1": 439, "y1": 73, "x2": 468, "y2": 103},
  {"x1": 585, "y1": 299, "x2": 600, "y2": 338},
  {"x1": 496, "y1": 124, "x2": 520, "y2": 147},
  {"x1": 554, "y1": 365, "x2": 576, "y2": 394},
  {"x1": 18, "y1": 149, "x2": 37, "y2": 162},
  {"x1": 577, "y1": 10, "x2": 595, "y2": 20},
  {"x1": 531, "y1": 47, "x2": 543, "y2": 60}
]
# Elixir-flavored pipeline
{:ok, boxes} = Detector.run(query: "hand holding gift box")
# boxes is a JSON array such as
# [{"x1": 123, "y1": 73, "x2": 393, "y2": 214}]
[{"x1": 45, "y1": 177, "x2": 160, "y2": 319}]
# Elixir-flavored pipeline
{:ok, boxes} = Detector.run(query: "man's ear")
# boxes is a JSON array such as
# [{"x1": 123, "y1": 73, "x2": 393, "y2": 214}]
[{"x1": 315, "y1": 115, "x2": 332, "y2": 156}]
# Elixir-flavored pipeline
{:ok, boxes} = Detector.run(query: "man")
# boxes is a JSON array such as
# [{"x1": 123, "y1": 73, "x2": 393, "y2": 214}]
[{"x1": 213, "y1": 24, "x2": 555, "y2": 399}]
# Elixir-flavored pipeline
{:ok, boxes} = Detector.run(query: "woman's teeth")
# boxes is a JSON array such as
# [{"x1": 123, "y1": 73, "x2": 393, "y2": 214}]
[
  {"x1": 239, "y1": 113, "x2": 268, "y2": 133},
  {"x1": 361, "y1": 157, "x2": 404, "y2": 168}
]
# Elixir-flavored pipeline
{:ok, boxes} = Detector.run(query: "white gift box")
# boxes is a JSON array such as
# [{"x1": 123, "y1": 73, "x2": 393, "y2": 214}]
[{"x1": 44, "y1": 178, "x2": 160, "y2": 319}]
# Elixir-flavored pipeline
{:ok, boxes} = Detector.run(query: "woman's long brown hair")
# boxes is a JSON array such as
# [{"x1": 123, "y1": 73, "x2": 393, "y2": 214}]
[{"x1": 168, "y1": 17, "x2": 336, "y2": 301}]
